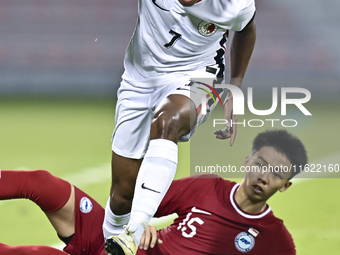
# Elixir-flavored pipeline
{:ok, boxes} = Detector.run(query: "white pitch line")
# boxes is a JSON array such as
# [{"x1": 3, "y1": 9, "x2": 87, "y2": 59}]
[
  {"x1": 51, "y1": 242, "x2": 65, "y2": 250},
  {"x1": 60, "y1": 163, "x2": 111, "y2": 188}
]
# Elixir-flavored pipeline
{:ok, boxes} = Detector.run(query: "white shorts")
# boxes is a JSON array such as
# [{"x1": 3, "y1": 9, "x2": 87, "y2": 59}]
[{"x1": 112, "y1": 65, "x2": 228, "y2": 159}]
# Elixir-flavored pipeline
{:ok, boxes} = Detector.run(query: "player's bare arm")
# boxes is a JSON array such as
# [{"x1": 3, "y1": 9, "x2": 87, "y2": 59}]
[
  {"x1": 45, "y1": 185, "x2": 76, "y2": 238},
  {"x1": 215, "y1": 19, "x2": 256, "y2": 145}
]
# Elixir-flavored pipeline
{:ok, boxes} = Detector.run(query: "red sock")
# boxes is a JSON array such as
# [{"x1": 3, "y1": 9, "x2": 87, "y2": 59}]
[
  {"x1": 0, "y1": 170, "x2": 71, "y2": 212},
  {"x1": 0, "y1": 243, "x2": 68, "y2": 255}
]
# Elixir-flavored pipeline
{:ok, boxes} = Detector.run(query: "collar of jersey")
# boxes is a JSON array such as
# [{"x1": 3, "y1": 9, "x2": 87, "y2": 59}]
[{"x1": 230, "y1": 183, "x2": 272, "y2": 219}]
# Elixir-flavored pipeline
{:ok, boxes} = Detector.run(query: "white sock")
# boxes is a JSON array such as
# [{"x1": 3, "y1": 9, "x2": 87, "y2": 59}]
[
  {"x1": 103, "y1": 198, "x2": 130, "y2": 239},
  {"x1": 127, "y1": 139, "x2": 178, "y2": 245}
]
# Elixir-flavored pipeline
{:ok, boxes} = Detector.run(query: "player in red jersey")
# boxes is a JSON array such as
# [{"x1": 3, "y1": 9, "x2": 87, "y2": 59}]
[
  {"x1": 0, "y1": 130, "x2": 306, "y2": 254},
  {"x1": 137, "y1": 130, "x2": 307, "y2": 255},
  {"x1": 0, "y1": 169, "x2": 162, "y2": 255},
  {"x1": 0, "y1": 169, "x2": 107, "y2": 255}
]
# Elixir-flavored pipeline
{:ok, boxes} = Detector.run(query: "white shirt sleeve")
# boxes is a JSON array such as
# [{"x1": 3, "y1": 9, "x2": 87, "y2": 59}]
[{"x1": 232, "y1": 0, "x2": 256, "y2": 32}]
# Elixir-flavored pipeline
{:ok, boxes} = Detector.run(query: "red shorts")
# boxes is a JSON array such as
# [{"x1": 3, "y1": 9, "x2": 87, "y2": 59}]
[{"x1": 63, "y1": 187, "x2": 107, "y2": 255}]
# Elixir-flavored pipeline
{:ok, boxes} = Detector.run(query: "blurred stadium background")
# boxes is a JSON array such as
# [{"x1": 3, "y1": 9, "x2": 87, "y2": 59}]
[{"x1": 0, "y1": 0, "x2": 339, "y2": 254}]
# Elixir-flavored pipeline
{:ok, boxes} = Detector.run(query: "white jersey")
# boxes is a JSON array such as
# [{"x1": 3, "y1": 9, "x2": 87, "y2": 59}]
[{"x1": 123, "y1": 0, "x2": 256, "y2": 82}]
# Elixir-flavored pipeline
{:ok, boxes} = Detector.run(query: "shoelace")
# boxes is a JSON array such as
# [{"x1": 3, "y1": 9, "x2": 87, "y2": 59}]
[{"x1": 123, "y1": 225, "x2": 136, "y2": 236}]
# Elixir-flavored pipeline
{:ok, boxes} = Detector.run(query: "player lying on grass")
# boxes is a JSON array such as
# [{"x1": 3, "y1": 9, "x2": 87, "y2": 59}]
[
  {"x1": 135, "y1": 130, "x2": 307, "y2": 255},
  {"x1": 0, "y1": 169, "x2": 106, "y2": 255},
  {"x1": 0, "y1": 130, "x2": 306, "y2": 254},
  {"x1": 0, "y1": 169, "x2": 161, "y2": 255}
]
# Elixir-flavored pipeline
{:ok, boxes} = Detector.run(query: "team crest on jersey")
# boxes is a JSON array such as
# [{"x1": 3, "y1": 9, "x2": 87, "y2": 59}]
[
  {"x1": 80, "y1": 197, "x2": 93, "y2": 213},
  {"x1": 198, "y1": 21, "x2": 217, "y2": 36},
  {"x1": 235, "y1": 232, "x2": 255, "y2": 252}
]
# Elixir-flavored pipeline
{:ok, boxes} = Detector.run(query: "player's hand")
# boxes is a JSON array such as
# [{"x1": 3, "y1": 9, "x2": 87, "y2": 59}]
[
  {"x1": 214, "y1": 94, "x2": 237, "y2": 146},
  {"x1": 139, "y1": 225, "x2": 163, "y2": 250}
]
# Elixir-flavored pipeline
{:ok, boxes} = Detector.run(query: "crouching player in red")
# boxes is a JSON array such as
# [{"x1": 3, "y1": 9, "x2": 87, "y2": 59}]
[{"x1": 137, "y1": 130, "x2": 307, "y2": 255}]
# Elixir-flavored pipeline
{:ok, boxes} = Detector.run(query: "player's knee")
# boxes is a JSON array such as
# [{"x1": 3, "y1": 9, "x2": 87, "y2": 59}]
[{"x1": 151, "y1": 111, "x2": 183, "y2": 140}]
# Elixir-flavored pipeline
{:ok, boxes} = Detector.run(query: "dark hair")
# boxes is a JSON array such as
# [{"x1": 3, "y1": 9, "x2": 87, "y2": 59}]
[{"x1": 252, "y1": 130, "x2": 308, "y2": 178}]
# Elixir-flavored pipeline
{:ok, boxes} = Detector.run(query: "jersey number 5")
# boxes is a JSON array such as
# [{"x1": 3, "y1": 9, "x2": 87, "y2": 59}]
[
  {"x1": 164, "y1": 30, "x2": 182, "y2": 48},
  {"x1": 177, "y1": 212, "x2": 204, "y2": 238}
]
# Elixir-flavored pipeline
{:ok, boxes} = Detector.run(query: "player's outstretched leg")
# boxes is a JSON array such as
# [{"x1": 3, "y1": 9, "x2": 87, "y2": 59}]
[
  {"x1": 105, "y1": 94, "x2": 196, "y2": 254},
  {"x1": 0, "y1": 242, "x2": 68, "y2": 255}
]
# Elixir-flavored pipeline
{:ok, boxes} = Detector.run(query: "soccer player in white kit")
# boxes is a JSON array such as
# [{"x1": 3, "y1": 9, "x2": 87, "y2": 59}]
[{"x1": 104, "y1": 0, "x2": 257, "y2": 254}]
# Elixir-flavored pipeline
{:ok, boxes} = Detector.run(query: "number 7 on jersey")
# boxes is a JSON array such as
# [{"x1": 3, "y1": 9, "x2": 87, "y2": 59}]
[{"x1": 164, "y1": 30, "x2": 182, "y2": 48}]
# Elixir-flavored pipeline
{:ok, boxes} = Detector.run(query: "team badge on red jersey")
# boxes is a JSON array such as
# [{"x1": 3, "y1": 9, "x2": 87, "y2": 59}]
[
  {"x1": 235, "y1": 232, "x2": 255, "y2": 252},
  {"x1": 198, "y1": 21, "x2": 217, "y2": 36},
  {"x1": 80, "y1": 197, "x2": 93, "y2": 213}
]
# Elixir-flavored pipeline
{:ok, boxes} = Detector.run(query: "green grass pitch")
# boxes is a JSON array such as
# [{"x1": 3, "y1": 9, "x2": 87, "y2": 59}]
[{"x1": 0, "y1": 98, "x2": 339, "y2": 254}]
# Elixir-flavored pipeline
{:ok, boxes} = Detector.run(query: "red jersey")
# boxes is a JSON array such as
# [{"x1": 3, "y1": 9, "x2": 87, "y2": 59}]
[
  {"x1": 137, "y1": 174, "x2": 295, "y2": 255},
  {"x1": 63, "y1": 187, "x2": 107, "y2": 255}
]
